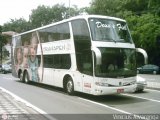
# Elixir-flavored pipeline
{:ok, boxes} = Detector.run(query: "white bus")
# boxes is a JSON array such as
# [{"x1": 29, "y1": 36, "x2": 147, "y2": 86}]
[{"x1": 12, "y1": 15, "x2": 147, "y2": 95}]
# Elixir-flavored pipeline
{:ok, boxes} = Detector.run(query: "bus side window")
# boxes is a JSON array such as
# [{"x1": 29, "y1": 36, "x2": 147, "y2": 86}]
[
  {"x1": 71, "y1": 19, "x2": 90, "y2": 41},
  {"x1": 71, "y1": 19, "x2": 92, "y2": 75},
  {"x1": 39, "y1": 22, "x2": 70, "y2": 43},
  {"x1": 52, "y1": 54, "x2": 71, "y2": 69},
  {"x1": 61, "y1": 54, "x2": 71, "y2": 69}
]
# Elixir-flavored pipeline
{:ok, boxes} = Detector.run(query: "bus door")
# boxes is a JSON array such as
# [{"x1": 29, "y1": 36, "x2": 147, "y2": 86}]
[
  {"x1": 82, "y1": 73, "x2": 94, "y2": 94},
  {"x1": 53, "y1": 69, "x2": 65, "y2": 87},
  {"x1": 53, "y1": 54, "x2": 71, "y2": 87},
  {"x1": 77, "y1": 50, "x2": 94, "y2": 94},
  {"x1": 42, "y1": 68, "x2": 55, "y2": 85}
]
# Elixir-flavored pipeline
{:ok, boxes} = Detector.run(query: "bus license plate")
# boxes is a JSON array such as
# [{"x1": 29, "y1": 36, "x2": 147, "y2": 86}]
[{"x1": 117, "y1": 89, "x2": 124, "y2": 93}]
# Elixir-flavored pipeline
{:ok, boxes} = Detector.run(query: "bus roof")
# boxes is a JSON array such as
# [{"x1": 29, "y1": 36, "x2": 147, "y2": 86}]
[{"x1": 13, "y1": 15, "x2": 126, "y2": 37}]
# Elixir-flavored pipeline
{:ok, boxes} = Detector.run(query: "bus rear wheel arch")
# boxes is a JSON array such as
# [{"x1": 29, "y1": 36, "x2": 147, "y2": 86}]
[{"x1": 63, "y1": 75, "x2": 74, "y2": 95}]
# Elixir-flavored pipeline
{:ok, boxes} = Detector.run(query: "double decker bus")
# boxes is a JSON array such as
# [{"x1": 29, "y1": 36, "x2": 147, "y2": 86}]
[{"x1": 12, "y1": 15, "x2": 147, "y2": 95}]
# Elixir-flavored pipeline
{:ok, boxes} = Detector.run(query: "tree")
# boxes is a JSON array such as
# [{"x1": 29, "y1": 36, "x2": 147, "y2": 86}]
[
  {"x1": 127, "y1": 14, "x2": 160, "y2": 65},
  {"x1": 89, "y1": 0, "x2": 160, "y2": 66},
  {"x1": 2, "y1": 18, "x2": 31, "y2": 33},
  {"x1": 0, "y1": 25, "x2": 2, "y2": 64},
  {"x1": 88, "y1": 0, "x2": 123, "y2": 17},
  {"x1": 29, "y1": 4, "x2": 82, "y2": 28},
  {"x1": 148, "y1": 0, "x2": 160, "y2": 16},
  {"x1": 0, "y1": 26, "x2": 6, "y2": 64},
  {"x1": 122, "y1": 0, "x2": 149, "y2": 15},
  {"x1": 29, "y1": 4, "x2": 67, "y2": 28}
]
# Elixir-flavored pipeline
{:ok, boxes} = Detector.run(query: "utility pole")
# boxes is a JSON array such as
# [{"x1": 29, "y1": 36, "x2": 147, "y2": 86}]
[{"x1": 69, "y1": 0, "x2": 70, "y2": 18}]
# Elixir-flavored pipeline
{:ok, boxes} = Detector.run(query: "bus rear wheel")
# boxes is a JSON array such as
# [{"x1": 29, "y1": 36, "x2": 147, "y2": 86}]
[
  {"x1": 65, "y1": 77, "x2": 74, "y2": 95},
  {"x1": 19, "y1": 71, "x2": 24, "y2": 82},
  {"x1": 24, "y1": 71, "x2": 30, "y2": 84}
]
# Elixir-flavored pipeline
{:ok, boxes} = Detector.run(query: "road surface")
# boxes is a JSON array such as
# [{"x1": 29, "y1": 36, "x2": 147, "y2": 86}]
[{"x1": 0, "y1": 73, "x2": 160, "y2": 120}]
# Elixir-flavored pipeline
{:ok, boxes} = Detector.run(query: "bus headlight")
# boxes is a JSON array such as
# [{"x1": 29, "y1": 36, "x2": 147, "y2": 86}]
[{"x1": 95, "y1": 82, "x2": 108, "y2": 87}]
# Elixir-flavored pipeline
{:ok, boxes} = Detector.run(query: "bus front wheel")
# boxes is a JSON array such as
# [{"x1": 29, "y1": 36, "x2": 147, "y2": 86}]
[{"x1": 65, "y1": 77, "x2": 74, "y2": 95}]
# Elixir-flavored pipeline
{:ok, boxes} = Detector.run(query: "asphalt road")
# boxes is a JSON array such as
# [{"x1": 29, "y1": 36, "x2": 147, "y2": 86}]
[{"x1": 0, "y1": 73, "x2": 160, "y2": 120}]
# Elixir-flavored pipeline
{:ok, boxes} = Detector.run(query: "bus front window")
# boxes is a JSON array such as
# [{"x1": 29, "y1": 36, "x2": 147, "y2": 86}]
[
  {"x1": 95, "y1": 48, "x2": 136, "y2": 78},
  {"x1": 89, "y1": 18, "x2": 133, "y2": 43}
]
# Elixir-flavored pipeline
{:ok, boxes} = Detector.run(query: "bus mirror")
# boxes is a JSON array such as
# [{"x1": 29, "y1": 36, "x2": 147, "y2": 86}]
[
  {"x1": 136, "y1": 48, "x2": 148, "y2": 64},
  {"x1": 92, "y1": 47, "x2": 102, "y2": 65}
]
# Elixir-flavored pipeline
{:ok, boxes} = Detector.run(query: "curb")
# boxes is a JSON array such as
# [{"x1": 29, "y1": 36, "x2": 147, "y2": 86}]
[
  {"x1": 147, "y1": 82, "x2": 160, "y2": 89},
  {"x1": 0, "y1": 87, "x2": 56, "y2": 120}
]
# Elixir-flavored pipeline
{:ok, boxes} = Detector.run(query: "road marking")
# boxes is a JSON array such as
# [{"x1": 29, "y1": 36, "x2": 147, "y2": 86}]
[
  {"x1": 78, "y1": 97, "x2": 149, "y2": 120},
  {"x1": 79, "y1": 97, "x2": 155, "y2": 120},
  {"x1": 0, "y1": 87, "x2": 57, "y2": 120},
  {"x1": 78, "y1": 97, "x2": 131, "y2": 114},
  {"x1": 122, "y1": 94, "x2": 160, "y2": 103}
]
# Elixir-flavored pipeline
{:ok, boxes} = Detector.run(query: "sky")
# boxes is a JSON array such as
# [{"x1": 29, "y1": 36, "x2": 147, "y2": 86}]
[{"x1": 0, "y1": 0, "x2": 91, "y2": 25}]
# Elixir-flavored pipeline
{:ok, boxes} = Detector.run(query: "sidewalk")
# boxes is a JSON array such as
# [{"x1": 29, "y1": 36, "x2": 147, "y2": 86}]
[{"x1": 0, "y1": 88, "x2": 50, "y2": 120}]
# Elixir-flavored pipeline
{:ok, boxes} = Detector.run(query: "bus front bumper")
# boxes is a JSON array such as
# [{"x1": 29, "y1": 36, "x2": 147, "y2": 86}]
[{"x1": 93, "y1": 84, "x2": 136, "y2": 95}]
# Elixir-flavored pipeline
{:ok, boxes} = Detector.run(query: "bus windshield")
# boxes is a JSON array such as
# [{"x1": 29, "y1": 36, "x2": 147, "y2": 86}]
[
  {"x1": 89, "y1": 18, "x2": 133, "y2": 43},
  {"x1": 95, "y1": 48, "x2": 136, "y2": 78}
]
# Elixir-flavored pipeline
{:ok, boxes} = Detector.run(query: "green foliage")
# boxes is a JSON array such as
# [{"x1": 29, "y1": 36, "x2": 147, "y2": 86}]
[
  {"x1": 29, "y1": 4, "x2": 81, "y2": 28},
  {"x1": 89, "y1": 0, "x2": 160, "y2": 66},
  {"x1": 122, "y1": 0, "x2": 149, "y2": 15},
  {"x1": 148, "y1": 0, "x2": 160, "y2": 16},
  {"x1": 0, "y1": 25, "x2": 7, "y2": 46},
  {"x1": 29, "y1": 4, "x2": 67, "y2": 28},
  {"x1": 127, "y1": 14, "x2": 160, "y2": 45},
  {"x1": 0, "y1": 25, "x2": 2, "y2": 33},
  {"x1": 132, "y1": 15, "x2": 160, "y2": 66},
  {"x1": 89, "y1": 0, "x2": 123, "y2": 17},
  {"x1": 1, "y1": 0, "x2": 160, "y2": 66},
  {"x1": 0, "y1": 26, "x2": 8, "y2": 62},
  {"x1": 2, "y1": 18, "x2": 31, "y2": 33}
]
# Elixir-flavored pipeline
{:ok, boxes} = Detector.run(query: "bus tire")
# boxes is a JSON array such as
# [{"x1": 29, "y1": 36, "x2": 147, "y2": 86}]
[
  {"x1": 65, "y1": 77, "x2": 74, "y2": 95},
  {"x1": 19, "y1": 71, "x2": 24, "y2": 82},
  {"x1": 24, "y1": 71, "x2": 30, "y2": 84}
]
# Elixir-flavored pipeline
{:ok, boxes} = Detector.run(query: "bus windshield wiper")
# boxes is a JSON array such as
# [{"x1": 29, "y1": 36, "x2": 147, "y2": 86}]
[
  {"x1": 116, "y1": 39, "x2": 125, "y2": 42},
  {"x1": 109, "y1": 38, "x2": 117, "y2": 43}
]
